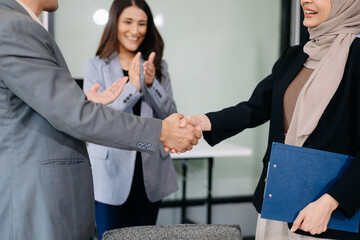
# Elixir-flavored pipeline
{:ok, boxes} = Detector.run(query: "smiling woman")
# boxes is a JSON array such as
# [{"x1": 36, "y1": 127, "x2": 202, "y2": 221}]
[
  {"x1": 181, "y1": 0, "x2": 360, "y2": 239},
  {"x1": 301, "y1": 0, "x2": 332, "y2": 28},
  {"x1": 117, "y1": 6, "x2": 148, "y2": 56},
  {"x1": 82, "y1": 1, "x2": 178, "y2": 239}
]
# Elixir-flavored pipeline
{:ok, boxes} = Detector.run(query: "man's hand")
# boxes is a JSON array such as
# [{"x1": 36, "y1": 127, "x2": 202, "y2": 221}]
[
  {"x1": 291, "y1": 194, "x2": 339, "y2": 235},
  {"x1": 85, "y1": 77, "x2": 127, "y2": 105},
  {"x1": 160, "y1": 113, "x2": 202, "y2": 153}
]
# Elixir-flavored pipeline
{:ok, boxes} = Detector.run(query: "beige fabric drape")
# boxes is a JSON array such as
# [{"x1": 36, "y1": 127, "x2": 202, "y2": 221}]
[{"x1": 255, "y1": 215, "x2": 331, "y2": 240}]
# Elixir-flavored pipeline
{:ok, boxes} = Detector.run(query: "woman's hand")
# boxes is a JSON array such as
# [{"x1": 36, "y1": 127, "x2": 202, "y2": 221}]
[
  {"x1": 129, "y1": 52, "x2": 142, "y2": 91},
  {"x1": 291, "y1": 194, "x2": 339, "y2": 235},
  {"x1": 85, "y1": 77, "x2": 128, "y2": 105},
  {"x1": 163, "y1": 114, "x2": 210, "y2": 153},
  {"x1": 143, "y1": 51, "x2": 156, "y2": 88}
]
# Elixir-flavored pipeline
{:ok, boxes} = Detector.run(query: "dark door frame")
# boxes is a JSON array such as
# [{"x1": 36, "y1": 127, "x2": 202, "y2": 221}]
[{"x1": 281, "y1": 0, "x2": 309, "y2": 53}]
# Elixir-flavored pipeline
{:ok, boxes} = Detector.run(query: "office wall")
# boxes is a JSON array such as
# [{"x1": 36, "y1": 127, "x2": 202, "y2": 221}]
[{"x1": 54, "y1": 0, "x2": 281, "y2": 237}]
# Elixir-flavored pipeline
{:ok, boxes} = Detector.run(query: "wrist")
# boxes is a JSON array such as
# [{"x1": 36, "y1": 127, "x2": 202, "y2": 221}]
[
  {"x1": 129, "y1": 77, "x2": 141, "y2": 91},
  {"x1": 160, "y1": 119, "x2": 168, "y2": 143},
  {"x1": 323, "y1": 194, "x2": 339, "y2": 211},
  {"x1": 199, "y1": 114, "x2": 211, "y2": 131}
]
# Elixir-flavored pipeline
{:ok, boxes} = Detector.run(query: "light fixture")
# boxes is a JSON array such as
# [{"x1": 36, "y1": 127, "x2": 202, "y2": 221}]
[
  {"x1": 154, "y1": 13, "x2": 164, "y2": 28},
  {"x1": 93, "y1": 9, "x2": 109, "y2": 26}
]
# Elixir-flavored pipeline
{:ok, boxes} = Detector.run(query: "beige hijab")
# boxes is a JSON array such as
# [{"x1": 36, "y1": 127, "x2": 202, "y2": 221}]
[{"x1": 285, "y1": 0, "x2": 360, "y2": 147}]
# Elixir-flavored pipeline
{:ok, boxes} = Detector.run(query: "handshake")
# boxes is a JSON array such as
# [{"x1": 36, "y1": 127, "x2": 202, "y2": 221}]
[
  {"x1": 85, "y1": 77, "x2": 211, "y2": 153},
  {"x1": 160, "y1": 113, "x2": 211, "y2": 154}
]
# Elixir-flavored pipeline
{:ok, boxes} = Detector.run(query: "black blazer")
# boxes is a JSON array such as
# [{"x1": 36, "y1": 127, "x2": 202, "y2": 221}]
[{"x1": 204, "y1": 38, "x2": 360, "y2": 239}]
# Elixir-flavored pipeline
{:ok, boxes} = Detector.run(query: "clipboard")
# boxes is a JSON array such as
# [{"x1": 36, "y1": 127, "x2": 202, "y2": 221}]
[{"x1": 261, "y1": 142, "x2": 360, "y2": 233}]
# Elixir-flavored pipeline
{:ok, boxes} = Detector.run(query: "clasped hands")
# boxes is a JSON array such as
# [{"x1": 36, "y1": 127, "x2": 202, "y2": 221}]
[{"x1": 160, "y1": 114, "x2": 211, "y2": 153}]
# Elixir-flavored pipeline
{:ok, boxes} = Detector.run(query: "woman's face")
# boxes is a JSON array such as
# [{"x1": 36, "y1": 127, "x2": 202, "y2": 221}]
[
  {"x1": 117, "y1": 6, "x2": 148, "y2": 54},
  {"x1": 301, "y1": 0, "x2": 332, "y2": 28}
]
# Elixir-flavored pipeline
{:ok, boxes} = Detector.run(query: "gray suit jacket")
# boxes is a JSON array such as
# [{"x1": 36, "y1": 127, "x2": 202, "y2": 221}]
[
  {"x1": 83, "y1": 54, "x2": 178, "y2": 205},
  {"x1": 0, "y1": 1, "x2": 162, "y2": 239}
]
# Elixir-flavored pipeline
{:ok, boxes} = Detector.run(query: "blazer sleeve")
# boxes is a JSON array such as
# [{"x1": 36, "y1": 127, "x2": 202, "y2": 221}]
[
  {"x1": 203, "y1": 48, "x2": 287, "y2": 146},
  {"x1": 0, "y1": 16, "x2": 161, "y2": 153},
  {"x1": 143, "y1": 60, "x2": 177, "y2": 119}
]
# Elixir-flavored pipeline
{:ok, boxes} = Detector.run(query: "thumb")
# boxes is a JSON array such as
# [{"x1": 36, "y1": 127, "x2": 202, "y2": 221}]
[
  {"x1": 291, "y1": 213, "x2": 304, "y2": 232},
  {"x1": 89, "y1": 83, "x2": 100, "y2": 92},
  {"x1": 179, "y1": 118, "x2": 187, "y2": 128},
  {"x1": 148, "y1": 51, "x2": 156, "y2": 63},
  {"x1": 175, "y1": 113, "x2": 185, "y2": 120},
  {"x1": 180, "y1": 116, "x2": 192, "y2": 128}
]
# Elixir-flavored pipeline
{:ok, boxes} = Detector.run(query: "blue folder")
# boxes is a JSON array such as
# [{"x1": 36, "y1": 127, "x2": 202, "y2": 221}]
[{"x1": 261, "y1": 142, "x2": 360, "y2": 233}]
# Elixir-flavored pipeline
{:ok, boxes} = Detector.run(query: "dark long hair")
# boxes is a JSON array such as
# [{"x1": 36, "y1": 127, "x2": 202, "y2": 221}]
[{"x1": 96, "y1": 0, "x2": 164, "y2": 81}]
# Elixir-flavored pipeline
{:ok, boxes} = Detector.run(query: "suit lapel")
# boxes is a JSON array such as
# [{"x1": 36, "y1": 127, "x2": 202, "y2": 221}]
[
  {"x1": 279, "y1": 51, "x2": 308, "y2": 94},
  {"x1": 103, "y1": 52, "x2": 124, "y2": 89},
  {"x1": 272, "y1": 47, "x2": 308, "y2": 138},
  {"x1": 0, "y1": 0, "x2": 72, "y2": 75},
  {"x1": 0, "y1": 0, "x2": 31, "y2": 17},
  {"x1": 105, "y1": 52, "x2": 146, "y2": 86},
  {"x1": 105, "y1": 52, "x2": 146, "y2": 79}
]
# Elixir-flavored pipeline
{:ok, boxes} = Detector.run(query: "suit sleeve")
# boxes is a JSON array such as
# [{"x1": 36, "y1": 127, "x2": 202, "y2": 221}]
[
  {"x1": 203, "y1": 49, "x2": 287, "y2": 146},
  {"x1": 0, "y1": 16, "x2": 161, "y2": 153},
  {"x1": 143, "y1": 60, "x2": 177, "y2": 119}
]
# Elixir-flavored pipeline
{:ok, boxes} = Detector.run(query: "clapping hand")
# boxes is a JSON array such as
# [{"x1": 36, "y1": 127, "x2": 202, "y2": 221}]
[
  {"x1": 85, "y1": 77, "x2": 128, "y2": 105},
  {"x1": 143, "y1": 51, "x2": 156, "y2": 88},
  {"x1": 129, "y1": 52, "x2": 142, "y2": 91}
]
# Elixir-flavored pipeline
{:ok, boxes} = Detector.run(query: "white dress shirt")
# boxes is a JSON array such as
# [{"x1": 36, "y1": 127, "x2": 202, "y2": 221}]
[{"x1": 15, "y1": 0, "x2": 43, "y2": 26}]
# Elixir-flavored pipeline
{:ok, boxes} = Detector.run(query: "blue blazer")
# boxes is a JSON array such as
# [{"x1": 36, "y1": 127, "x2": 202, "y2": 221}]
[{"x1": 83, "y1": 52, "x2": 178, "y2": 205}]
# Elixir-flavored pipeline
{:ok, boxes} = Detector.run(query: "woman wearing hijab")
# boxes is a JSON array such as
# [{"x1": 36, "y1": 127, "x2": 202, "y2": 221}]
[
  {"x1": 178, "y1": 0, "x2": 360, "y2": 239},
  {"x1": 83, "y1": 0, "x2": 178, "y2": 239}
]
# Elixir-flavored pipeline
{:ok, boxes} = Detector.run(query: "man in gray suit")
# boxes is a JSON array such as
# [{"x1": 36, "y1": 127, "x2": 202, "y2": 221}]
[{"x1": 0, "y1": 0, "x2": 200, "y2": 239}]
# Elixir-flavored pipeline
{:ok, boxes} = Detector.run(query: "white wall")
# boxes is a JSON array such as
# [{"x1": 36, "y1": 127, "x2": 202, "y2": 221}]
[{"x1": 54, "y1": 0, "x2": 281, "y2": 237}]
